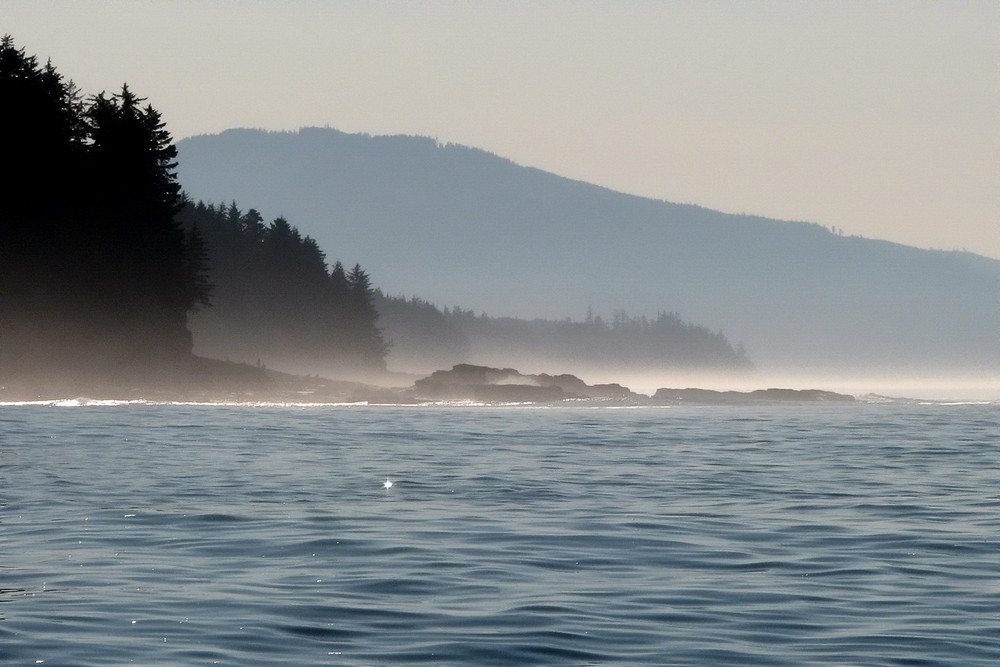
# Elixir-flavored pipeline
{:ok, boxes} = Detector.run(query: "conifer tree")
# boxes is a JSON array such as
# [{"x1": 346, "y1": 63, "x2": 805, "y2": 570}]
[
  {"x1": 183, "y1": 224, "x2": 213, "y2": 310},
  {"x1": 346, "y1": 263, "x2": 388, "y2": 363},
  {"x1": 1, "y1": 36, "x2": 89, "y2": 371},
  {"x1": 84, "y1": 84, "x2": 193, "y2": 357},
  {"x1": 240, "y1": 208, "x2": 266, "y2": 244},
  {"x1": 330, "y1": 261, "x2": 349, "y2": 299}
]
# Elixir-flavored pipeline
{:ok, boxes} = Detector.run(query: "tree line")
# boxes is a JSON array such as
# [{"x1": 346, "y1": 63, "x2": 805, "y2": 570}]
[
  {"x1": 0, "y1": 37, "x2": 387, "y2": 380},
  {"x1": 375, "y1": 292, "x2": 752, "y2": 374},
  {"x1": 0, "y1": 36, "x2": 206, "y2": 376},
  {"x1": 445, "y1": 308, "x2": 752, "y2": 372},
  {"x1": 177, "y1": 201, "x2": 387, "y2": 373}
]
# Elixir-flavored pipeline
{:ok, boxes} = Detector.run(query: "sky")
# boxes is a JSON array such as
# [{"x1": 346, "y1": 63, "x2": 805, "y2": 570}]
[{"x1": 7, "y1": 1, "x2": 999, "y2": 259}]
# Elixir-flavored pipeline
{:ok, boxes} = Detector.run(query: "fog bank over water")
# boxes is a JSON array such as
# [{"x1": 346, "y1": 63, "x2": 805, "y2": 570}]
[{"x1": 575, "y1": 369, "x2": 1000, "y2": 403}]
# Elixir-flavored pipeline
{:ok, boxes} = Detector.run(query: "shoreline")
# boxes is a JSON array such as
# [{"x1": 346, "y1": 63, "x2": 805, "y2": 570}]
[{"x1": 2, "y1": 359, "x2": 993, "y2": 406}]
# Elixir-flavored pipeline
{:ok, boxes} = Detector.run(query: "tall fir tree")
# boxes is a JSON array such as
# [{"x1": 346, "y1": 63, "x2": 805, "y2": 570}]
[
  {"x1": 1, "y1": 36, "x2": 89, "y2": 371},
  {"x1": 83, "y1": 84, "x2": 193, "y2": 359},
  {"x1": 346, "y1": 263, "x2": 388, "y2": 364}
]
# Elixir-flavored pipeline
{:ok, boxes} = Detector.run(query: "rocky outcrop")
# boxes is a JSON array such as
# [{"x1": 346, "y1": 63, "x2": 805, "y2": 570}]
[{"x1": 413, "y1": 364, "x2": 637, "y2": 402}]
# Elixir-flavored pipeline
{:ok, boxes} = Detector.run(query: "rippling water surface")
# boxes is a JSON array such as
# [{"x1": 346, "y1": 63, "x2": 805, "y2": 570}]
[{"x1": 1, "y1": 401, "x2": 998, "y2": 665}]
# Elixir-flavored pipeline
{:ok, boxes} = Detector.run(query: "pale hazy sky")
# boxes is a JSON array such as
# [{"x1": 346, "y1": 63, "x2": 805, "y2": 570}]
[{"x1": 7, "y1": 1, "x2": 999, "y2": 258}]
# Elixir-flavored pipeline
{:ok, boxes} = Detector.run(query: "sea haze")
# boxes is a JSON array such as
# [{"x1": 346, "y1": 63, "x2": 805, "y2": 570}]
[
  {"x1": 175, "y1": 127, "x2": 1000, "y2": 377},
  {"x1": 2, "y1": 402, "x2": 998, "y2": 665}
]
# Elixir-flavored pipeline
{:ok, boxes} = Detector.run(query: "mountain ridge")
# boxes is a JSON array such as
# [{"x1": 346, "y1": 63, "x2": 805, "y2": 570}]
[{"x1": 175, "y1": 127, "x2": 1000, "y2": 374}]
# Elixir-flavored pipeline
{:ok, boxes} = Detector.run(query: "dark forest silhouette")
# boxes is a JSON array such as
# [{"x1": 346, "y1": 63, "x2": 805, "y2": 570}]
[
  {"x1": 0, "y1": 36, "x2": 207, "y2": 378},
  {"x1": 177, "y1": 201, "x2": 387, "y2": 374},
  {"x1": 0, "y1": 38, "x2": 388, "y2": 388}
]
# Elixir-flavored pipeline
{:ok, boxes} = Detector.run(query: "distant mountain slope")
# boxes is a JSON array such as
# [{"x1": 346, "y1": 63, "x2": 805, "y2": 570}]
[{"x1": 176, "y1": 127, "x2": 1000, "y2": 373}]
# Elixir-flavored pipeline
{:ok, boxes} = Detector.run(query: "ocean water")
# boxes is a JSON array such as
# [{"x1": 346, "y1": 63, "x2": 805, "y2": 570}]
[{"x1": 1, "y1": 401, "x2": 998, "y2": 665}]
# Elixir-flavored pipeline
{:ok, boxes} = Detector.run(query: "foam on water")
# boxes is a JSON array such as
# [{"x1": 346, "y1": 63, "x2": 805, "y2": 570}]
[{"x1": 1, "y1": 394, "x2": 996, "y2": 409}]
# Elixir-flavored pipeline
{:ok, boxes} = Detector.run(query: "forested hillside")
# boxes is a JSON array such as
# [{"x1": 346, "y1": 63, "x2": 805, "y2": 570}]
[
  {"x1": 178, "y1": 202, "x2": 388, "y2": 374},
  {"x1": 179, "y1": 201, "x2": 744, "y2": 379},
  {"x1": 0, "y1": 36, "x2": 205, "y2": 378},
  {"x1": 0, "y1": 39, "x2": 390, "y2": 388}
]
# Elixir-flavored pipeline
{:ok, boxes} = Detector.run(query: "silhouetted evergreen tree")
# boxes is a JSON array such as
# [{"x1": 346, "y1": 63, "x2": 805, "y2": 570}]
[
  {"x1": 347, "y1": 264, "x2": 373, "y2": 313},
  {"x1": 0, "y1": 36, "x2": 90, "y2": 371},
  {"x1": 240, "y1": 207, "x2": 266, "y2": 244},
  {"x1": 329, "y1": 261, "x2": 349, "y2": 298},
  {"x1": 83, "y1": 84, "x2": 193, "y2": 358},
  {"x1": 345, "y1": 263, "x2": 388, "y2": 364},
  {"x1": 182, "y1": 223, "x2": 213, "y2": 310}
]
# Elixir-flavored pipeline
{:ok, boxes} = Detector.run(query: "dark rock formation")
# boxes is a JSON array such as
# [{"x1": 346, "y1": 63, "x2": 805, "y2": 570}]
[
  {"x1": 412, "y1": 364, "x2": 638, "y2": 402},
  {"x1": 653, "y1": 387, "x2": 855, "y2": 404}
]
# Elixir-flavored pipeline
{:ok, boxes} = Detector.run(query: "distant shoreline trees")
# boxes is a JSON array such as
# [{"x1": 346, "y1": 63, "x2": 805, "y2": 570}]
[
  {"x1": 446, "y1": 307, "x2": 753, "y2": 373},
  {"x1": 375, "y1": 293, "x2": 752, "y2": 374}
]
